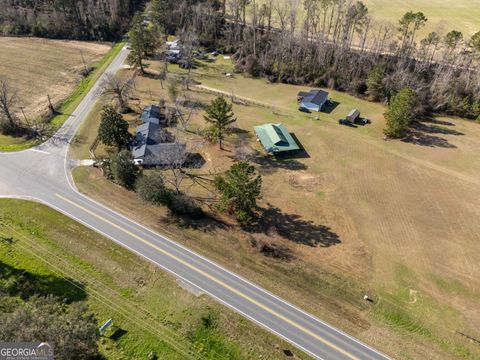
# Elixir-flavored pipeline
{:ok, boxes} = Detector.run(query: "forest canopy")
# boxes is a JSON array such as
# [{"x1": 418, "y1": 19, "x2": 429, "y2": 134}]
[{"x1": 0, "y1": 0, "x2": 144, "y2": 40}]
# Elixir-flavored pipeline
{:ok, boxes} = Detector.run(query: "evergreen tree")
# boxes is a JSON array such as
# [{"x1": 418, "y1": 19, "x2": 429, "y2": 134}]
[
  {"x1": 204, "y1": 97, "x2": 236, "y2": 150},
  {"x1": 110, "y1": 150, "x2": 139, "y2": 189},
  {"x1": 127, "y1": 13, "x2": 158, "y2": 73},
  {"x1": 214, "y1": 161, "x2": 262, "y2": 224},
  {"x1": 384, "y1": 87, "x2": 419, "y2": 138},
  {"x1": 98, "y1": 105, "x2": 130, "y2": 149},
  {"x1": 470, "y1": 31, "x2": 480, "y2": 53},
  {"x1": 366, "y1": 62, "x2": 387, "y2": 101}
]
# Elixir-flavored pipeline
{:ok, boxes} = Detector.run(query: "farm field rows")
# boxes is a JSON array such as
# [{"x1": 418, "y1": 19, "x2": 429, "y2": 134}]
[
  {"x1": 0, "y1": 37, "x2": 109, "y2": 120},
  {"x1": 0, "y1": 37, "x2": 111, "y2": 151},
  {"x1": 72, "y1": 54, "x2": 480, "y2": 359}
]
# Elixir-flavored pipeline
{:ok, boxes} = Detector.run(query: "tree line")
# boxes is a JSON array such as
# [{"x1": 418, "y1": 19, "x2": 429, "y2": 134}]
[
  {"x1": 0, "y1": 260, "x2": 100, "y2": 359},
  {"x1": 150, "y1": 0, "x2": 480, "y2": 122},
  {"x1": 0, "y1": 0, "x2": 144, "y2": 40}
]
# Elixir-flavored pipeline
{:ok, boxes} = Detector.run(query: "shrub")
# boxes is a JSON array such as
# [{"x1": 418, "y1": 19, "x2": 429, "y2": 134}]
[
  {"x1": 136, "y1": 173, "x2": 170, "y2": 205},
  {"x1": 166, "y1": 192, "x2": 203, "y2": 218},
  {"x1": 110, "y1": 150, "x2": 139, "y2": 189}
]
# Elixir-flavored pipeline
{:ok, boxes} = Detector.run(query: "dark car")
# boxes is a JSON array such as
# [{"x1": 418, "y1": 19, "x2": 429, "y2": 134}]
[
  {"x1": 298, "y1": 106, "x2": 311, "y2": 113},
  {"x1": 338, "y1": 119, "x2": 351, "y2": 125},
  {"x1": 355, "y1": 117, "x2": 371, "y2": 125}
]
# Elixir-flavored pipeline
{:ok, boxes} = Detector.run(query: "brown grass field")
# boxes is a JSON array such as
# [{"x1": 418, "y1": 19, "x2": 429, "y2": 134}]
[
  {"x1": 0, "y1": 37, "x2": 109, "y2": 120},
  {"x1": 71, "y1": 56, "x2": 480, "y2": 359}
]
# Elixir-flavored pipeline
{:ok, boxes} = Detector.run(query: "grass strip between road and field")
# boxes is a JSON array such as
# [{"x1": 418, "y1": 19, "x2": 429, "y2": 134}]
[
  {"x1": 0, "y1": 199, "x2": 293, "y2": 359},
  {"x1": 50, "y1": 41, "x2": 125, "y2": 128}
]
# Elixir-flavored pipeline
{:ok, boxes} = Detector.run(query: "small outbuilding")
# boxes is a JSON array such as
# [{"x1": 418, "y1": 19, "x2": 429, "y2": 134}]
[
  {"x1": 297, "y1": 89, "x2": 329, "y2": 112},
  {"x1": 254, "y1": 123, "x2": 300, "y2": 154},
  {"x1": 346, "y1": 109, "x2": 360, "y2": 123}
]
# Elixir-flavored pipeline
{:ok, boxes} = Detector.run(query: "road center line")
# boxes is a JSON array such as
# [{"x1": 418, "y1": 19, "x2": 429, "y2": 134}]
[{"x1": 55, "y1": 193, "x2": 358, "y2": 360}]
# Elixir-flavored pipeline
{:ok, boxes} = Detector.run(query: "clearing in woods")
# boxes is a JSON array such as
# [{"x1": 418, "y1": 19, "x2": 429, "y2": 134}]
[{"x1": 72, "y1": 54, "x2": 480, "y2": 360}]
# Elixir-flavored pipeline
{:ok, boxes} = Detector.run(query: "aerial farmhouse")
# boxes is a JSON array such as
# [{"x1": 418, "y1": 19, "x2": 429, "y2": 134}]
[
  {"x1": 131, "y1": 105, "x2": 186, "y2": 167},
  {"x1": 297, "y1": 89, "x2": 329, "y2": 112}
]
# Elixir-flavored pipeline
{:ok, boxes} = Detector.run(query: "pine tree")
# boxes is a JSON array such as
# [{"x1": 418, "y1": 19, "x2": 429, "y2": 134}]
[
  {"x1": 366, "y1": 63, "x2": 387, "y2": 101},
  {"x1": 98, "y1": 105, "x2": 130, "y2": 149},
  {"x1": 204, "y1": 97, "x2": 236, "y2": 150},
  {"x1": 110, "y1": 150, "x2": 139, "y2": 189},
  {"x1": 383, "y1": 87, "x2": 418, "y2": 138},
  {"x1": 214, "y1": 161, "x2": 262, "y2": 224}
]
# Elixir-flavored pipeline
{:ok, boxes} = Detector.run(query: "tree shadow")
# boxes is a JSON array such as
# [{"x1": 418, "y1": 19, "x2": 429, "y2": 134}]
[
  {"x1": 230, "y1": 127, "x2": 250, "y2": 135},
  {"x1": 0, "y1": 260, "x2": 86, "y2": 302},
  {"x1": 243, "y1": 205, "x2": 341, "y2": 247},
  {"x1": 420, "y1": 117, "x2": 455, "y2": 127},
  {"x1": 401, "y1": 119, "x2": 463, "y2": 148},
  {"x1": 402, "y1": 131, "x2": 457, "y2": 148},
  {"x1": 184, "y1": 153, "x2": 206, "y2": 168},
  {"x1": 161, "y1": 211, "x2": 228, "y2": 233},
  {"x1": 250, "y1": 153, "x2": 308, "y2": 175},
  {"x1": 141, "y1": 70, "x2": 162, "y2": 80},
  {"x1": 412, "y1": 120, "x2": 464, "y2": 136},
  {"x1": 180, "y1": 98, "x2": 208, "y2": 110}
]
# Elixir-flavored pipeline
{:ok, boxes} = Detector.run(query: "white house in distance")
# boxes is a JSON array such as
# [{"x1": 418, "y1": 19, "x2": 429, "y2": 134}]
[{"x1": 297, "y1": 89, "x2": 329, "y2": 112}]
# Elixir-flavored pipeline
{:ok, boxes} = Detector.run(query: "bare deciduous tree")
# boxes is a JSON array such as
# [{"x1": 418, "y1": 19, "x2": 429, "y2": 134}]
[
  {"x1": 100, "y1": 73, "x2": 136, "y2": 112},
  {"x1": 0, "y1": 77, "x2": 19, "y2": 132}
]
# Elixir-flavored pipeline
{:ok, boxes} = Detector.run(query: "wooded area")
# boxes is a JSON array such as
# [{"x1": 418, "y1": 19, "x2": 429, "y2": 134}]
[
  {"x1": 0, "y1": 0, "x2": 144, "y2": 40},
  {"x1": 150, "y1": 0, "x2": 480, "y2": 120}
]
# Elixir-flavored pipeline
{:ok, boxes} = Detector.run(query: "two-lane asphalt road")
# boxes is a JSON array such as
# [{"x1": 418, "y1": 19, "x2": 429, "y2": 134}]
[{"x1": 0, "y1": 45, "x2": 390, "y2": 360}]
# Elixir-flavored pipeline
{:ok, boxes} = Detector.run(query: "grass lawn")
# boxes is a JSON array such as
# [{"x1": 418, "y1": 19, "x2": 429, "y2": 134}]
[
  {"x1": 0, "y1": 199, "x2": 307, "y2": 359},
  {"x1": 0, "y1": 39, "x2": 124, "y2": 152},
  {"x1": 0, "y1": 133, "x2": 41, "y2": 152},
  {"x1": 71, "y1": 54, "x2": 480, "y2": 359}
]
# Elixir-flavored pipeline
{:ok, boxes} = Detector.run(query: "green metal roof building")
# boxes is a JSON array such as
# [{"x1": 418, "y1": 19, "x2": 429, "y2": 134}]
[{"x1": 254, "y1": 123, "x2": 300, "y2": 154}]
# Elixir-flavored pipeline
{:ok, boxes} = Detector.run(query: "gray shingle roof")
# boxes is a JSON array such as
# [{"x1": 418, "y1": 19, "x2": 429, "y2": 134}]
[
  {"x1": 141, "y1": 105, "x2": 162, "y2": 124},
  {"x1": 143, "y1": 143, "x2": 187, "y2": 166},
  {"x1": 130, "y1": 121, "x2": 186, "y2": 166},
  {"x1": 301, "y1": 89, "x2": 329, "y2": 106}
]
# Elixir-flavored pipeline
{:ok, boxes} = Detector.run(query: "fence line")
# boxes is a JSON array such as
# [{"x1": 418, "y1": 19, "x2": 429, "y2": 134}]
[{"x1": 193, "y1": 84, "x2": 277, "y2": 110}]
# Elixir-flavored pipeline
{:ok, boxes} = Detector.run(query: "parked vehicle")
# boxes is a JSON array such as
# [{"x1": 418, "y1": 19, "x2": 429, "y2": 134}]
[
  {"x1": 338, "y1": 119, "x2": 351, "y2": 125},
  {"x1": 298, "y1": 106, "x2": 311, "y2": 113},
  {"x1": 356, "y1": 118, "x2": 371, "y2": 125}
]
